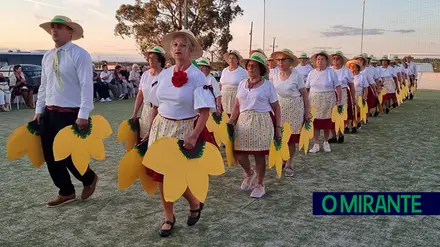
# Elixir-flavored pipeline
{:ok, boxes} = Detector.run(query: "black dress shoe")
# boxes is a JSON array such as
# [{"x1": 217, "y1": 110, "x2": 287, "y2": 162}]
[
  {"x1": 392, "y1": 103, "x2": 397, "y2": 108},
  {"x1": 385, "y1": 108, "x2": 390, "y2": 114},
  {"x1": 373, "y1": 111, "x2": 379, "y2": 117},
  {"x1": 351, "y1": 128, "x2": 358, "y2": 133},
  {"x1": 338, "y1": 136, "x2": 344, "y2": 143},
  {"x1": 410, "y1": 94, "x2": 414, "y2": 100},
  {"x1": 328, "y1": 137, "x2": 338, "y2": 143},
  {"x1": 158, "y1": 215, "x2": 176, "y2": 237},
  {"x1": 344, "y1": 127, "x2": 350, "y2": 134},
  {"x1": 187, "y1": 203, "x2": 204, "y2": 226}
]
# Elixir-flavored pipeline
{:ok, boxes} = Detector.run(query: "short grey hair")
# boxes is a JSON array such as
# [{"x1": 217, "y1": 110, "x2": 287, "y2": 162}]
[{"x1": 170, "y1": 34, "x2": 194, "y2": 52}]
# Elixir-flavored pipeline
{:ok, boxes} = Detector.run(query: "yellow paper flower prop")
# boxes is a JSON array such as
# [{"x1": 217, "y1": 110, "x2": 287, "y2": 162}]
[
  {"x1": 268, "y1": 122, "x2": 292, "y2": 178},
  {"x1": 298, "y1": 106, "x2": 316, "y2": 155},
  {"x1": 357, "y1": 96, "x2": 368, "y2": 124},
  {"x1": 206, "y1": 112, "x2": 237, "y2": 167},
  {"x1": 117, "y1": 118, "x2": 140, "y2": 152},
  {"x1": 118, "y1": 140, "x2": 158, "y2": 194},
  {"x1": 378, "y1": 88, "x2": 387, "y2": 105},
  {"x1": 206, "y1": 112, "x2": 229, "y2": 147},
  {"x1": 53, "y1": 115, "x2": 112, "y2": 175},
  {"x1": 331, "y1": 105, "x2": 347, "y2": 134},
  {"x1": 402, "y1": 84, "x2": 409, "y2": 99},
  {"x1": 6, "y1": 120, "x2": 45, "y2": 168},
  {"x1": 396, "y1": 90, "x2": 403, "y2": 106},
  {"x1": 142, "y1": 137, "x2": 225, "y2": 203}
]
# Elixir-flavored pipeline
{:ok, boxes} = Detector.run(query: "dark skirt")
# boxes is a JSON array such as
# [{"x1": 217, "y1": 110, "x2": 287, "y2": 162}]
[{"x1": 367, "y1": 87, "x2": 377, "y2": 109}]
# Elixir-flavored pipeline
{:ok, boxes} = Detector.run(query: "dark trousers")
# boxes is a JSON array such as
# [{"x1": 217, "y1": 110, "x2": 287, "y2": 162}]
[
  {"x1": 94, "y1": 82, "x2": 110, "y2": 99},
  {"x1": 39, "y1": 108, "x2": 96, "y2": 196}
]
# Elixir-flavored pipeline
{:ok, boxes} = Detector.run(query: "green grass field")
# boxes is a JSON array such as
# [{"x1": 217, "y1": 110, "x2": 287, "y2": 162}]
[{"x1": 1, "y1": 90, "x2": 440, "y2": 247}]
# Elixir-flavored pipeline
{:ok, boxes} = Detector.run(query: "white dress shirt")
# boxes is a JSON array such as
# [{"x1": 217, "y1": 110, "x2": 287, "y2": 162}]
[{"x1": 36, "y1": 41, "x2": 94, "y2": 119}]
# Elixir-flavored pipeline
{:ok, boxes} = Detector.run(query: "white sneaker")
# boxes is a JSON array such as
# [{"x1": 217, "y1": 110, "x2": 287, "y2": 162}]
[
  {"x1": 100, "y1": 98, "x2": 105, "y2": 102},
  {"x1": 240, "y1": 170, "x2": 257, "y2": 191},
  {"x1": 284, "y1": 166, "x2": 294, "y2": 177},
  {"x1": 323, "y1": 142, "x2": 331, "y2": 152},
  {"x1": 105, "y1": 97, "x2": 112, "y2": 102},
  {"x1": 309, "y1": 144, "x2": 320, "y2": 153},
  {"x1": 250, "y1": 184, "x2": 265, "y2": 198}
]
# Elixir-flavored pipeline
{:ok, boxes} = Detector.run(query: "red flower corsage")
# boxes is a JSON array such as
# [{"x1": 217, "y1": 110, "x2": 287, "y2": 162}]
[{"x1": 172, "y1": 71, "x2": 188, "y2": 88}]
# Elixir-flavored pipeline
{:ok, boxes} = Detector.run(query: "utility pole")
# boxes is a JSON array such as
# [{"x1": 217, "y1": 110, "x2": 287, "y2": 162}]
[
  {"x1": 272, "y1": 37, "x2": 276, "y2": 53},
  {"x1": 184, "y1": 0, "x2": 188, "y2": 29},
  {"x1": 263, "y1": 0, "x2": 266, "y2": 53},
  {"x1": 361, "y1": 0, "x2": 366, "y2": 53},
  {"x1": 249, "y1": 21, "x2": 253, "y2": 53}
]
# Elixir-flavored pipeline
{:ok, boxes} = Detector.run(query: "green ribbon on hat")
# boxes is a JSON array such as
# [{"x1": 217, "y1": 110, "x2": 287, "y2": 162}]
[
  {"x1": 51, "y1": 17, "x2": 68, "y2": 23},
  {"x1": 192, "y1": 60, "x2": 199, "y2": 69},
  {"x1": 250, "y1": 54, "x2": 266, "y2": 65},
  {"x1": 153, "y1": 48, "x2": 162, "y2": 53}
]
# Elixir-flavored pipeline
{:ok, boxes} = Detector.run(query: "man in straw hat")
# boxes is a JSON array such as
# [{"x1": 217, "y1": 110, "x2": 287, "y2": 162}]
[
  {"x1": 295, "y1": 52, "x2": 313, "y2": 84},
  {"x1": 196, "y1": 57, "x2": 222, "y2": 115},
  {"x1": 33, "y1": 16, "x2": 98, "y2": 207}
]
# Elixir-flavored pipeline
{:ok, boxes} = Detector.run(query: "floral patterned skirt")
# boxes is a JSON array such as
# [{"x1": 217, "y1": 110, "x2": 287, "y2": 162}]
[
  {"x1": 279, "y1": 96, "x2": 303, "y2": 144},
  {"x1": 139, "y1": 104, "x2": 153, "y2": 138},
  {"x1": 234, "y1": 111, "x2": 274, "y2": 155},
  {"x1": 221, "y1": 86, "x2": 237, "y2": 114},
  {"x1": 309, "y1": 91, "x2": 336, "y2": 130}
]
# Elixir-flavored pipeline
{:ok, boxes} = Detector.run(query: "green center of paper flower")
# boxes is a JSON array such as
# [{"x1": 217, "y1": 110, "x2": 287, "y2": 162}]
[
  {"x1": 27, "y1": 120, "x2": 40, "y2": 136},
  {"x1": 212, "y1": 112, "x2": 222, "y2": 124},
  {"x1": 337, "y1": 105, "x2": 344, "y2": 114},
  {"x1": 274, "y1": 126, "x2": 284, "y2": 151},
  {"x1": 135, "y1": 140, "x2": 149, "y2": 157},
  {"x1": 227, "y1": 123, "x2": 234, "y2": 142},
  {"x1": 305, "y1": 122, "x2": 312, "y2": 131},
  {"x1": 178, "y1": 140, "x2": 205, "y2": 159},
  {"x1": 72, "y1": 117, "x2": 92, "y2": 139},
  {"x1": 128, "y1": 118, "x2": 140, "y2": 132}
]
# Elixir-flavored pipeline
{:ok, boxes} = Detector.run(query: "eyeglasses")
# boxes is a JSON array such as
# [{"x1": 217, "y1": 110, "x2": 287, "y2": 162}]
[{"x1": 275, "y1": 58, "x2": 291, "y2": 63}]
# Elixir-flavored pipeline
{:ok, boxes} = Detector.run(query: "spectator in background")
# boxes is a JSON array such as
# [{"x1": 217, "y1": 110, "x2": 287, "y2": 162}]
[
  {"x1": 100, "y1": 65, "x2": 121, "y2": 98},
  {"x1": 9, "y1": 64, "x2": 35, "y2": 108},
  {"x1": 114, "y1": 65, "x2": 134, "y2": 99},
  {"x1": 129, "y1": 63, "x2": 141, "y2": 90},
  {"x1": 0, "y1": 72, "x2": 11, "y2": 111},
  {"x1": 93, "y1": 65, "x2": 111, "y2": 102}
]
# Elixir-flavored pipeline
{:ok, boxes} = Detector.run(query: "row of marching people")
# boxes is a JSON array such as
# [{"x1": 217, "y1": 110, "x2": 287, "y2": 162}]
[{"x1": 7, "y1": 15, "x2": 418, "y2": 239}]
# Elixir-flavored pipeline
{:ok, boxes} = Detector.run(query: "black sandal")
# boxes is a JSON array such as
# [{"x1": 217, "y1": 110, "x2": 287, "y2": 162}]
[
  {"x1": 158, "y1": 215, "x2": 176, "y2": 237},
  {"x1": 187, "y1": 203, "x2": 204, "y2": 226}
]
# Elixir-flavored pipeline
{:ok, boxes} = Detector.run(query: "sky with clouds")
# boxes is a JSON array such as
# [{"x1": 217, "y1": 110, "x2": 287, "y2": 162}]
[{"x1": 1, "y1": 0, "x2": 440, "y2": 62}]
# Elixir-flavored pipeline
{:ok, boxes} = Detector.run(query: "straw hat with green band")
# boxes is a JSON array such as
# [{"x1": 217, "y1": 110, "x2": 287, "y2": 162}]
[
  {"x1": 223, "y1": 50, "x2": 243, "y2": 63},
  {"x1": 250, "y1": 48, "x2": 267, "y2": 58},
  {"x1": 298, "y1": 52, "x2": 309, "y2": 59},
  {"x1": 370, "y1": 57, "x2": 378, "y2": 63},
  {"x1": 271, "y1": 48, "x2": 299, "y2": 67},
  {"x1": 354, "y1": 54, "x2": 368, "y2": 65},
  {"x1": 380, "y1": 55, "x2": 391, "y2": 62},
  {"x1": 196, "y1": 57, "x2": 212, "y2": 68},
  {"x1": 311, "y1": 51, "x2": 332, "y2": 66},
  {"x1": 240, "y1": 52, "x2": 270, "y2": 77},
  {"x1": 39, "y1": 15, "x2": 84, "y2": 40},
  {"x1": 392, "y1": 55, "x2": 401, "y2": 61},
  {"x1": 147, "y1": 46, "x2": 166, "y2": 55},
  {"x1": 331, "y1": 51, "x2": 348, "y2": 65}
]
